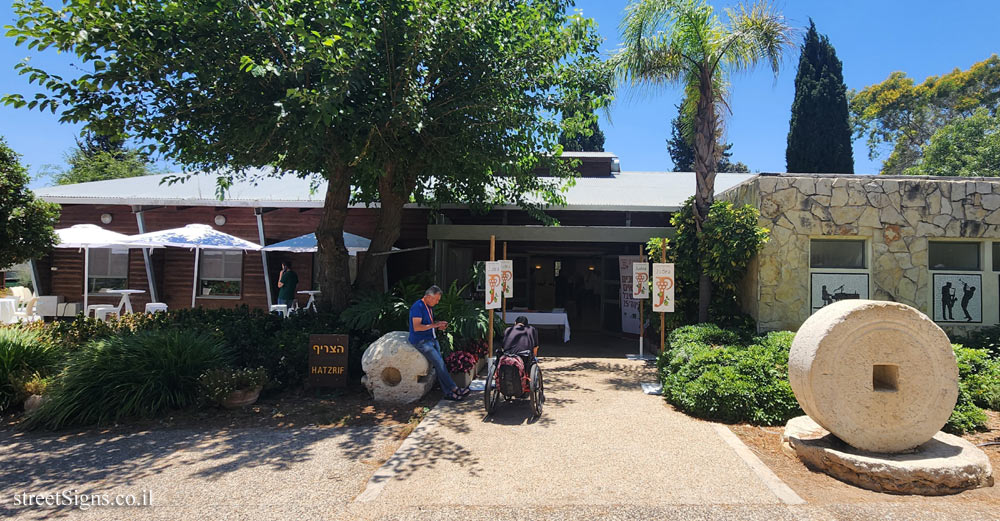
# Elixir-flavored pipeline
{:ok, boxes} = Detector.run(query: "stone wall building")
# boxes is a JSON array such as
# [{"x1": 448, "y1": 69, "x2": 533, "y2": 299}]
[{"x1": 721, "y1": 174, "x2": 1000, "y2": 333}]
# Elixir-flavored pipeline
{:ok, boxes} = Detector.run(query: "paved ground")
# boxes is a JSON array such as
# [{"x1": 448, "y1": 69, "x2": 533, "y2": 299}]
[{"x1": 1, "y1": 350, "x2": 996, "y2": 520}]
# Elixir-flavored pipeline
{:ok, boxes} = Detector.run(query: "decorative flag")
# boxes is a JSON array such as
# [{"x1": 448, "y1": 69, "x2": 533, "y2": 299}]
[
  {"x1": 499, "y1": 260, "x2": 513, "y2": 298},
  {"x1": 633, "y1": 262, "x2": 649, "y2": 299},
  {"x1": 484, "y1": 261, "x2": 502, "y2": 310},
  {"x1": 652, "y1": 263, "x2": 675, "y2": 313}
]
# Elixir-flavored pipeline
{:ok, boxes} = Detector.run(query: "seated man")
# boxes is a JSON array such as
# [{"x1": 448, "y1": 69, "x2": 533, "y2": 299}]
[{"x1": 501, "y1": 316, "x2": 539, "y2": 368}]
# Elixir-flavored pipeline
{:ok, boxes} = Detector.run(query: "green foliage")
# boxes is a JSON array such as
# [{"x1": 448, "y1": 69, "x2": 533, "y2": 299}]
[
  {"x1": 850, "y1": 55, "x2": 1000, "y2": 175},
  {"x1": 903, "y1": 108, "x2": 1000, "y2": 177},
  {"x1": 199, "y1": 367, "x2": 269, "y2": 406},
  {"x1": 786, "y1": 20, "x2": 853, "y2": 174},
  {"x1": 657, "y1": 325, "x2": 801, "y2": 425},
  {"x1": 25, "y1": 330, "x2": 228, "y2": 429},
  {"x1": 955, "y1": 325, "x2": 1000, "y2": 359},
  {"x1": 0, "y1": 327, "x2": 61, "y2": 411},
  {"x1": 51, "y1": 148, "x2": 153, "y2": 185},
  {"x1": 647, "y1": 198, "x2": 769, "y2": 325},
  {"x1": 559, "y1": 111, "x2": 605, "y2": 152},
  {"x1": 948, "y1": 345, "x2": 1000, "y2": 433},
  {"x1": 0, "y1": 137, "x2": 60, "y2": 269}
]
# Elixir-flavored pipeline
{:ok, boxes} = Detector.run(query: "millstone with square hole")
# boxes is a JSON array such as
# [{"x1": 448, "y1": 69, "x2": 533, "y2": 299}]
[
  {"x1": 361, "y1": 332, "x2": 435, "y2": 404},
  {"x1": 788, "y1": 300, "x2": 958, "y2": 453}
]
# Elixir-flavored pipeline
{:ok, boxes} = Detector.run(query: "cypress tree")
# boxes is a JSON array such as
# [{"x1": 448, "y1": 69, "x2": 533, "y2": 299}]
[
  {"x1": 786, "y1": 20, "x2": 854, "y2": 173},
  {"x1": 559, "y1": 112, "x2": 606, "y2": 152}
]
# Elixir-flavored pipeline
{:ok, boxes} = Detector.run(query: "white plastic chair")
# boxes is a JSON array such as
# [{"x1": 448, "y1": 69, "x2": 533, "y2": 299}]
[
  {"x1": 269, "y1": 304, "x2": 288, "y2": 318},
  {"x1": 87, "y1": 304, "x2": 116, "y2": 318},
  {"x1": 94, "y1": 301, "x2": 126, "y2": 322},
  {"x1": 13, "y1": 297, "x2": 41, "y2": 323},
  {"x1": 145, "y1": 302, "x2": 169, "y2": 313}
]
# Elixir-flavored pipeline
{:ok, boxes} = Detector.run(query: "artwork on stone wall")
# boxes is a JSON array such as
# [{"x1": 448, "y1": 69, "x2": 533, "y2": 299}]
[
  {"x1": 810, "y1": 273, "x2": 869, "y2": 313},
  {"x1": 932, "y1": 273, "x2": 981, "y2": 324}
]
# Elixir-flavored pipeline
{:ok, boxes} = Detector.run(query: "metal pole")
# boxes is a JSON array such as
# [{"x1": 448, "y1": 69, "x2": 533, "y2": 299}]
[
  {"x1": 83, "y1": 247, "x2": 89, "y2": 311},
  {"x1": 134, "y1": 209, "x2": 159, "y2": 303},
  {"x1": 28, "y1": 259, "x2": 41, "y2": 296},
  {"x1": 191, "y1": 248, "x2": 200, "y2": 308},
  {"x1": 255, "y1": 209, "x2": 273, "y2": 308},
  {"x1": 488, "y1": 235, "x2": 495, "y2": 359}
]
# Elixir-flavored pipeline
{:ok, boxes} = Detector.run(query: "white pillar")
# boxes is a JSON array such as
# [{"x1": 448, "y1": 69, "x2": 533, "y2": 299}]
[{"x1": 191, "y1": 248, "x2": 200, "y2": 308}]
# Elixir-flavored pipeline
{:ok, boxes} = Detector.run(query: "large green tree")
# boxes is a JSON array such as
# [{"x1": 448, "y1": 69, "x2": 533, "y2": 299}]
[
  {"x1": 559, "y1": 111, "x2": 606, "y2": 152},
  {"x1": 613, "y1": 0, "x2": 791, "y2": 322},
  {"x1": 7, "y1": 0, "x2": 610, "y2": 310},
  {"x1": 850, "y1": 55, "x2": 1000, "y2": 176},
  {"x1": 785, "y1": 19, "x2": 853, "y2": 173},
  {"x1": 904, "y1": 108, "x2": 1000, "y2": 177},
  {"x1": 49, "y1": 132, "x2": 154, "y2": 185},
  {"x1": 0, "y1": 137, "x2": 60, "y2": 270}
]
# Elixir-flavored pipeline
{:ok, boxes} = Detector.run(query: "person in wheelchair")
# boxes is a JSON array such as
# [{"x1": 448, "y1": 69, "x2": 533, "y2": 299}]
[{"x1": 501, "y1": 315, "x2": 539, "y2": 370}]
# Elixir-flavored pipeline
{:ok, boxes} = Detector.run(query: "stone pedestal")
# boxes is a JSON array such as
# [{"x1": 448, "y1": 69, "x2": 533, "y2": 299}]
[
  {"x1": 783, "y1": 416, "x2": 993, "y2": 495},
  {"x1": 789, "y1": 300, "x2": 958, "y2": 453},
  {"x1": 361, "y1": 332, "x2": 435, "y2": 404}
]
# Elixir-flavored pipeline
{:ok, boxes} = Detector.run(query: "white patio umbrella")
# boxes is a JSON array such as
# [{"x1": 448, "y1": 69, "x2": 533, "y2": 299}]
[
  {"x1": 123, "y1": 224, "x2": 262, "y2": 308},
  {"x1": 54, "y1": 224, "x2": 137, "y2": 310},
  {"x1": 262, "y1": 232, "x2": 373, "y2": 255}
]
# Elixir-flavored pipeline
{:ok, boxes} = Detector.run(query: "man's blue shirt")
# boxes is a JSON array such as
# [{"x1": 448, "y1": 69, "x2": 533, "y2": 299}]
[{"x1": 408, "y1": 300, "x2": 435, "y2": 345}]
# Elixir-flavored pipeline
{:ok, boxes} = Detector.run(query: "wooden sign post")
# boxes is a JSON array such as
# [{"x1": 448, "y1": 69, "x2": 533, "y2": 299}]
[
  {"x1": 660, "y1": 238, "x2": 666, "y2": 354},
  {"x1": 308, "y1": 333, "x2": 349, "y2": 388},
  {"x1": 502, "y1": 242, "x2": 507, "y2": 325},
  {"x1": 488, "y1": 235, "x2": 496, "y2": 358}
]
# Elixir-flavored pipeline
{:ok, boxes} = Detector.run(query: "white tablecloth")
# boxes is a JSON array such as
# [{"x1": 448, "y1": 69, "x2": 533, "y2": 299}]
[
  {"x1": 0, "y1": 298, "x2": 18, "y2": 324},
  {"x1": 506, "y1": 311, "x2": 570, "y2": 343}
]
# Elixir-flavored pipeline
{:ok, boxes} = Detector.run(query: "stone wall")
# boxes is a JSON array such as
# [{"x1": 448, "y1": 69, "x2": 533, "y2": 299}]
[{"x1": 721, "y1": 174, "x2": 1000, "y2": 332}]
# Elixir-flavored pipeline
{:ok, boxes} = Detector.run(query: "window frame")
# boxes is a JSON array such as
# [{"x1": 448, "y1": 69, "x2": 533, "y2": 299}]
[
  {"x1": 809, "y1": 239, "x2": 867, "y2": 270},
  {"x1": 808, "y1": 237, "x2": 871, "y2": 315},
  {"x1": 928, "y1": 241, "x2": 981, "y2": 272},
  {"x1": 87, "y1": 248, "x2": 129, "y2": 293},
  {"x1": 197, "y1": 249, "x2": 244, "y2": 299}
]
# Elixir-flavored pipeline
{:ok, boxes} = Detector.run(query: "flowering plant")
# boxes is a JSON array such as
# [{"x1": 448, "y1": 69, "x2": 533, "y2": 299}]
[
  {"x1": 457, "y1": 339, "x2": 488, "y2": 360},
  {"x1": 444, "y1": 351, "x2": 477, "y2": 374}
]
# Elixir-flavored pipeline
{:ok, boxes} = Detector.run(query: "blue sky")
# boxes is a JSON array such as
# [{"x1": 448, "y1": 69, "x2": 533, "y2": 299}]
[{"x1": 2, "y1": 0, "x2": 998, "y2": 188}]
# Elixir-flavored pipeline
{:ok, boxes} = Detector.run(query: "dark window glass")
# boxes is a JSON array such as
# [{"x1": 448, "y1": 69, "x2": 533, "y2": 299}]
[
  {"x1": 810, "y1": 240, "x2": 866, "y2": 269},
  {"x1": 993, "y1": 243, "x2": 1000, "y2": 271},
  {"x1": 929, "y1": 242, "x2": 979, "y2": 271}
]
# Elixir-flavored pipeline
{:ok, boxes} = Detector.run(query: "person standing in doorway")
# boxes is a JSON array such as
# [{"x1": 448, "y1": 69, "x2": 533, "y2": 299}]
[
  {"x1": 277, "y1": 261, "x2": 299, "y2": 309},
  {"x1": 409, "y1": 285, "x2": 469, "y2": 400}
]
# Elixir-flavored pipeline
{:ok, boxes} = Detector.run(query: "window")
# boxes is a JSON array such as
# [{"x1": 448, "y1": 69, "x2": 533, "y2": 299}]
[
  {"x1": 199, "y1": 250, "x2": 243, "y2": 297},
  {"x1": 4, "y1": 262, "x2": 30, "y2": 288},
  {"x1": 88, "y1": 248, "x2": 128, "y2": 292},
  {"x1": 810, "y1": 240, "x2": 866, "y2": 269},
  {"x1": 929, "y1": 242, "x2": 980, "y2": 271}
]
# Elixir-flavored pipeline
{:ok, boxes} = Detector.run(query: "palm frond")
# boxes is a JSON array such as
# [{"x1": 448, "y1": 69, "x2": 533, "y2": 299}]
[{"x1": 716, "y1": 1, "x2": 794, "y2": 76}]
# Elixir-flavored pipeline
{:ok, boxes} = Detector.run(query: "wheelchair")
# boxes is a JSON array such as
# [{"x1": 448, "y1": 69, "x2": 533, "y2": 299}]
[{"x1": 484, "y1": 349, "x2": 544, "y2": 417}]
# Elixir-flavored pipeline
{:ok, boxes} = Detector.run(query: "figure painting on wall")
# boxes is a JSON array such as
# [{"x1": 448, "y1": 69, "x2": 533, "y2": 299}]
[
  {"x1": 811, "y1": 274, "x2": 868, "y2": 313},
  {"x1": 933, "y1": 274, "x2": 981, "y2": 324}
]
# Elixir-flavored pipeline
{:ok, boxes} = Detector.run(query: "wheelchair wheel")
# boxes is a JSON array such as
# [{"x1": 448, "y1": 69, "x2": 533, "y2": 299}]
[
  {"x1": 530, "y1": 363, "x2": 543, "y2": 417},
  {"x1": 484, "y1": 361, "x2": 499, "y2": 415}
]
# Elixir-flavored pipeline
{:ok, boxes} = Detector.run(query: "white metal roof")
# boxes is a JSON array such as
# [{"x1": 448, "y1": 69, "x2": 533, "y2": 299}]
[{"x1": 34, "y1": 170, "x2": 757, "y2": 212}]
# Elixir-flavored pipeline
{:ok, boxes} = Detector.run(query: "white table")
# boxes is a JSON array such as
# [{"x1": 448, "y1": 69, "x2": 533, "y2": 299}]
[
  {"x1": 100, "y1": 289, "x2": 146, "y2": 314},
  {"x1": 297, "y1": 290, "x2": 320, "y2": 312},
  {"x1": 0, "y1": 298, "x2": 17, "y2": 324},
  {"x1": 507, "y1": 311, "x2": 571, "y2": 343}
]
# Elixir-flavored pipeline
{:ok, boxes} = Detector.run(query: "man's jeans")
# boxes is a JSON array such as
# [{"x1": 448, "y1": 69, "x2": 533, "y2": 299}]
[{"x1": 413, "y1": 338, "x2": 459, "y2": 393}]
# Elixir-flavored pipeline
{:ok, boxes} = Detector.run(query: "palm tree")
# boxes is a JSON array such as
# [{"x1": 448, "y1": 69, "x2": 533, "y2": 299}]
[{"x1": 613, "y1": 0, "x2": 792, "y2": 322}]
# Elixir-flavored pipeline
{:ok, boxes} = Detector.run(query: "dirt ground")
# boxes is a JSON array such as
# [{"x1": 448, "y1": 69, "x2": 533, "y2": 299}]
[
  {"x1": 2, "y1": 382, "x2": 441, "y2": 437},
  {"x1": 730, "y1": 409, "x2": 1000, "y2": 505}
]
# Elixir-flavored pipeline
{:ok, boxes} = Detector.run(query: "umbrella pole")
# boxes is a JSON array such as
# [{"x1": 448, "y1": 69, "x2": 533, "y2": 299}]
[
  {"x1": 83, "y1": 247, "x2": 89, "y2": 312},
  {"x1": 191, "y1": 248, "x2": 200, "y2": 308}
]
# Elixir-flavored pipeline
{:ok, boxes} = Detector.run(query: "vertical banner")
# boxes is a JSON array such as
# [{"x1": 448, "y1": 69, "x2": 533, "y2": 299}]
[
  {"x1": 499, "y1": 259, "x2": 514, "y2": 298},
  {"x1": 484, "y1": 261, "x2": 502, "y2": 310},
  {"x1": 652, "y1": 263, "x2": 675, "y2": 313},
  {"x1": 633, "y1": 262, "x2": 649, "y2": 299},
  {"x1": 618, "y1": 255, "x2": 642, "y2": 334}
]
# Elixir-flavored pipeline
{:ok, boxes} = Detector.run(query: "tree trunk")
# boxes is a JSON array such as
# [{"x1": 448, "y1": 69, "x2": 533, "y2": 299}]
[
  {"x1": 354, "y1": 162, "x2": 414, "y2": 292},
  {"x1": 315, "y1": 165, "x2": 353, "y2": 314},
  {"x1": 692, "y1": 69, "x2": 720, "y2": 324}
]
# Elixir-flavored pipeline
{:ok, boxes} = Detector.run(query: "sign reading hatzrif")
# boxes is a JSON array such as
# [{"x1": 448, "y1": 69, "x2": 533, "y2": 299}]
[
  {"x1": 500, "y1": 260, "x2": 513, "y2": 298},
  {"x1": 652, "y1": 263, "x2": 674, "y2": 313},
  {"x1": 308, "y1": 334, "x2": 349, "y2": 387},
  {"x1": 484, "y1": 261, "x2": 502, "y2": 310}
]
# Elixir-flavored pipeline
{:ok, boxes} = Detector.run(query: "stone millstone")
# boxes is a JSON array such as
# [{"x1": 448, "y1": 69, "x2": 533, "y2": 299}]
[
  {"x1": 361, "y1": 331, "x2": 435, "y2": 404},
  {"x1": 783, "y1": 416, "x2": 993, "y2": 495},
  {"x1": 789, "y1": 300, "x2": 958, "y2": 453}
]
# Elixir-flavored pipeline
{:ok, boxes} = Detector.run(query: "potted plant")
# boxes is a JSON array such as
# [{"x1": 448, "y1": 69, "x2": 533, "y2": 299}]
[
  {"x1": 459, "y1": 339, "x2": 489, "y2": 374},
  {"x1": 444, "y1": 351, "x2": 477, "y2": 388},
  {"x1": 199, "y1": 367, "x2": 268, "y2": 409}
]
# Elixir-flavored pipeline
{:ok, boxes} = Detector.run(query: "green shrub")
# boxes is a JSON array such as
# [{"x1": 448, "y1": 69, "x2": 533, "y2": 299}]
[
  {"x1": 199, "y1": 367, "x2": 268, "y2": 405},
  {"x1": 956, "y1": 326, "x2": 1000, "y2": 359},
  {"x1": 24, "y1": 329, "x2": 228, "y2": 430},
  {"x1": 945, "y1": 344, "x2": 1000, "y2": 433},
  {"x1": 0, "y1": 327, "x2": 61, "y2": 411},
  {"x1": 658, "y1": 326, "x2": 801, "y2": 425}
]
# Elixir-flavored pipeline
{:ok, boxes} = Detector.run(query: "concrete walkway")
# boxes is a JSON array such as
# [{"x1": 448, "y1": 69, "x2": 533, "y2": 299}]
[{"x1": 355, "y1": 357, "x2": 782, "y2": 508}]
